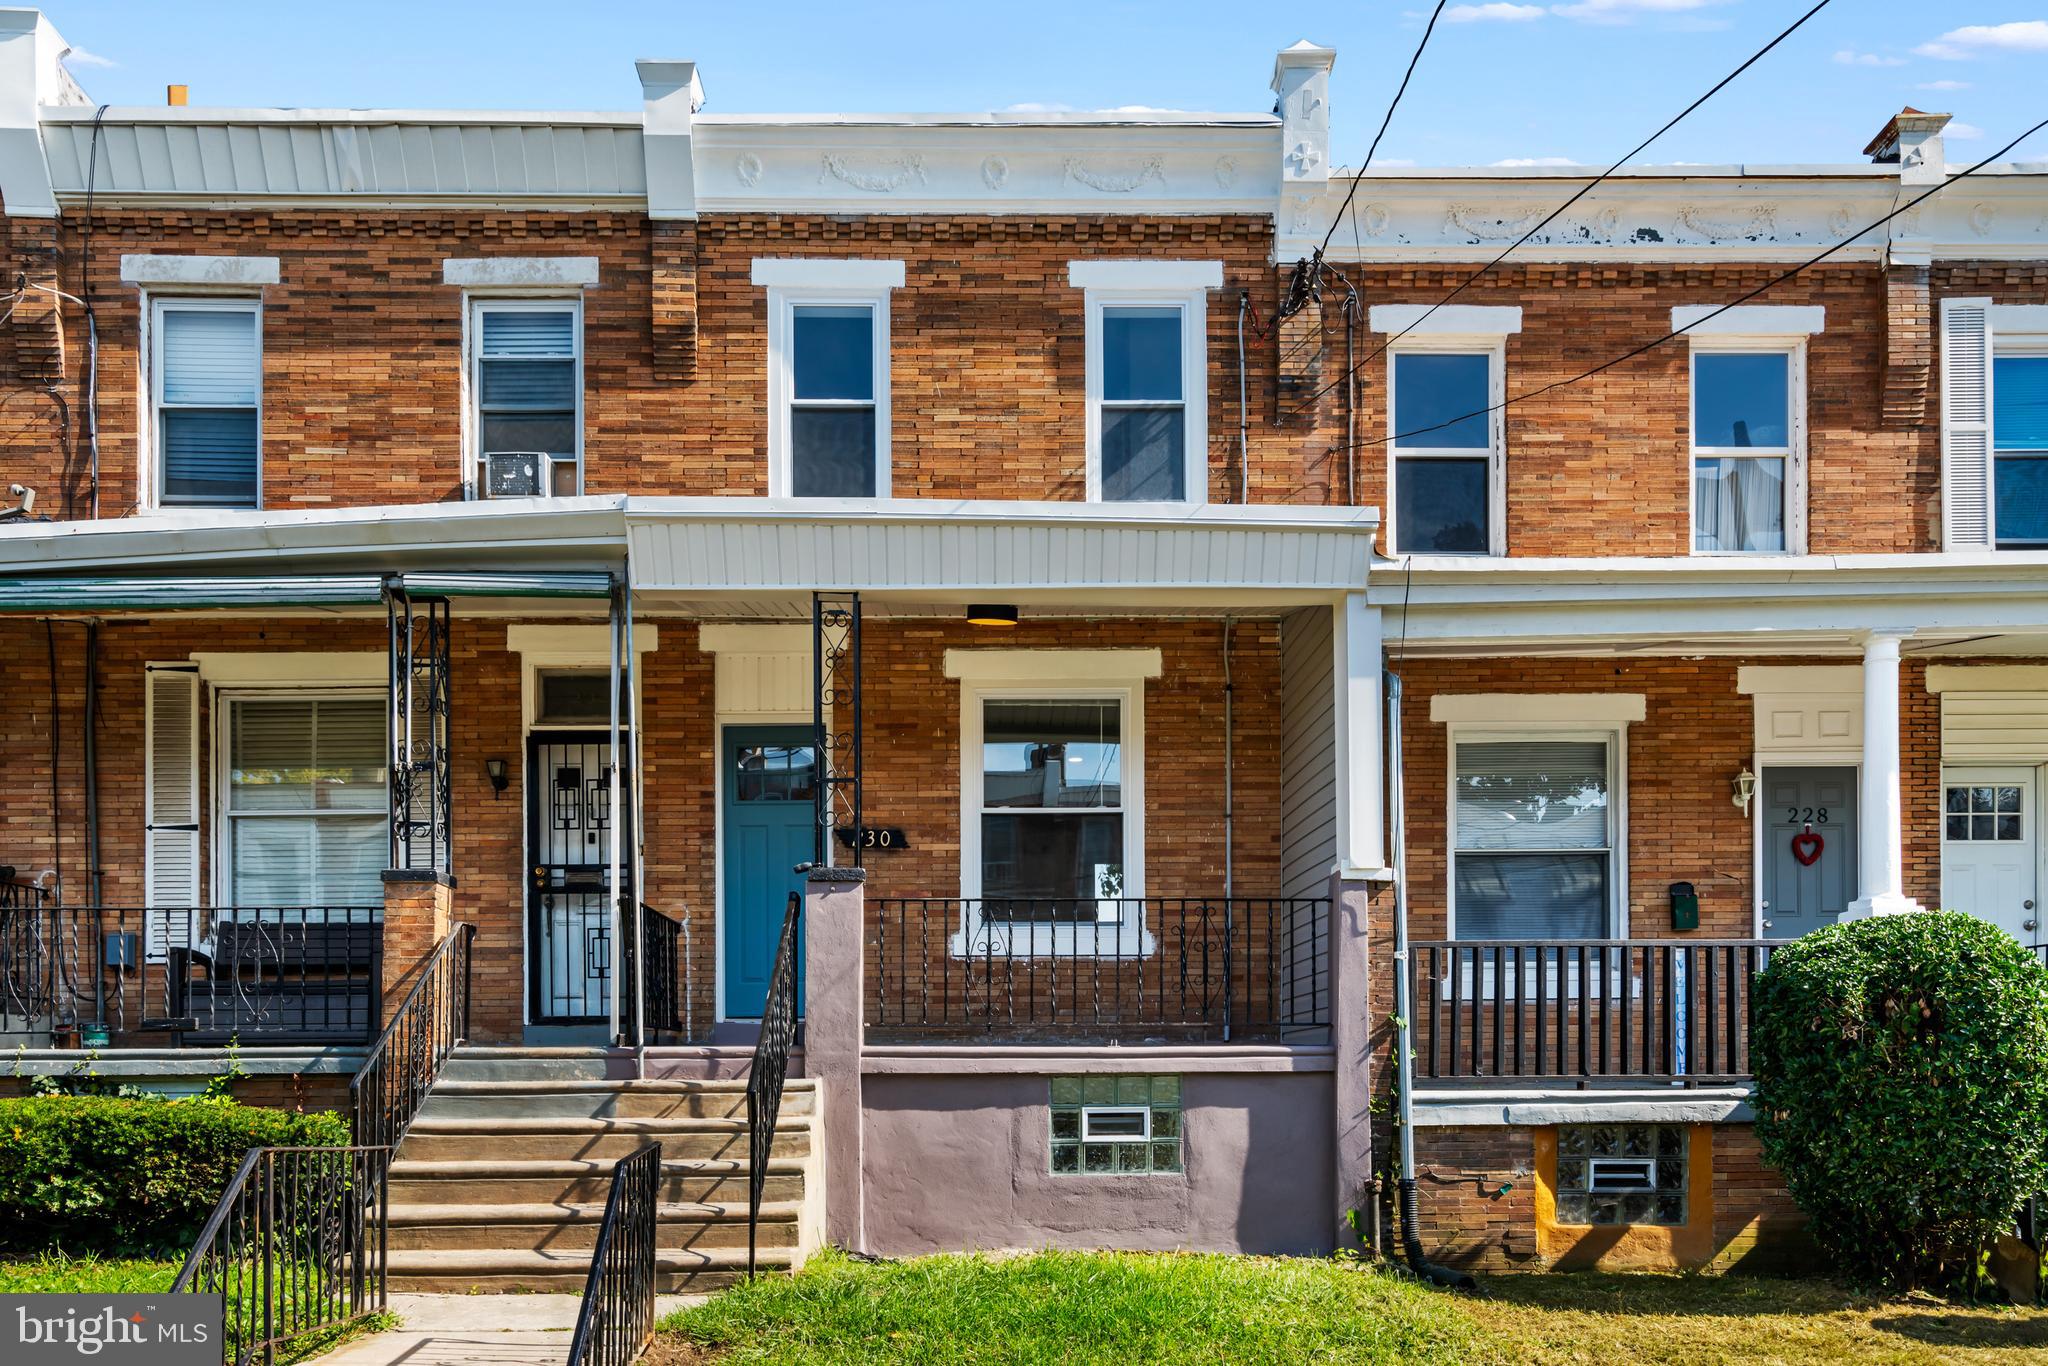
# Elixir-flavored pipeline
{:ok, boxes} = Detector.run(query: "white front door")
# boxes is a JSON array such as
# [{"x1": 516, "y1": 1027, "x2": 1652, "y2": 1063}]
[{"x1": 1940, "y1": 767, "x2": 2040, "y2": 945}]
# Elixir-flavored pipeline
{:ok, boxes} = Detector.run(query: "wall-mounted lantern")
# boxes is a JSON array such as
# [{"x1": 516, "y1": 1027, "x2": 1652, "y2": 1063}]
[{"x1": 1731, "y1": 766, "x2": 1756, "y2": 817}]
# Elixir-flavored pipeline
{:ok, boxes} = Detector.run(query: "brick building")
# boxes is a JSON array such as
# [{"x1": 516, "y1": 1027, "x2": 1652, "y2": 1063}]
[{"x1": 2, "y1": 8, "x2": 2047, "y2": 1281}]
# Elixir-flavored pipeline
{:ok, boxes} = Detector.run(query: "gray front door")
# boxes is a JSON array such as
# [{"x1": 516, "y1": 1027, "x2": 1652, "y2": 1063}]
[{"x1": 1761, "y1": 766, "x2": 1857, "y2": 938}]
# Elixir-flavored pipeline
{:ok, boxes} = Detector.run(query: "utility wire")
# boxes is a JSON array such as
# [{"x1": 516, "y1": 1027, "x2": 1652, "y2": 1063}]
[
  {"x1": 1326, "y1": 116, "x2": 2048, "y2": 457},
  {"x1": 1316, "y1": 1, "x2": 1448, "y2": 259},
  {"x1": 1292, "y1": 0, "x2": 1835, "y2": 416}
]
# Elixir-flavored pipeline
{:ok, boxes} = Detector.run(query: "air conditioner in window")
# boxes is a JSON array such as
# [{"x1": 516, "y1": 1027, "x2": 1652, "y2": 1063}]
[{"x1": 483, "y1": 451, "x2": 544, "y2": 499}]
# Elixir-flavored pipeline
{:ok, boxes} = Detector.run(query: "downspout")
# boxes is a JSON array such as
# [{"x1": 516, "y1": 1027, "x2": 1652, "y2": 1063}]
[
  {"x1": 1344, "y1": 286, "x2": 1360, "y2": 505},
  {"x1": 1222, "y1": 618, "x2": 1234, "y2": 898},
  {"x1": 84, "y1": 621, "x2": 104, "y2": 1026},
  {"x1": 1387, "y1": 671, "x2": 1476, "y2": 1289},
  {"x1": 606, "y1": 577, "x2": 624, "y2": 1048},
  {"x1": 623, "y1": 575, "x2": 646, "y2": 1063},
  {"x1": 1236, "y1": 292, "x2": 1251, "y2": 503}
]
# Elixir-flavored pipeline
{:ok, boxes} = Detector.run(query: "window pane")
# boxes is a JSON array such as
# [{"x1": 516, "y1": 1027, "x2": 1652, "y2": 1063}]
[
  {"x1": 1995, "y1": 356, "x2": 2048, "y2": 451},
  {"x1": 480, "y1": 357, "x2": 577, "y2": 409},
  {"x1": 481, "y1": 413, "x2": 576, "y2": 459},
  {"x1": 736, "y1": 746, "x2": 817, "y2": 803},
  {"x1": 1395, "y1": 457, "x2": 1489, "y2": 553},
  {"x1": 1996, "y1": 455, "x2": 2048, "y2": 546},
  {"x1": 981, "y1": 812, "x2": 1123, "y2": 908},
  {"x1": 984, "y1": 701, "x2": 1120, "y2": 808},
  {"x1": 538, "y1": 671, "x2": 611, "y2": 725},
  {"x1": 232, "y1": 818, "x2": 314, "y2": 905},
  {"x1": 161, "y1": 409, "x2": 258, "y2": 507},
  {"x1": 791, "y1": 407, "x2": 877, "y2": 496},
  {"x1": 1693, "y1": 456, "x2": 1786, "y2": 552},
  {"x1": 793, "y1": 306, "x2": 875, "y2": 401},
  {"x1": 1454, "y1": 852, "x2": 1608, "y2": 939},
  {"x1": 1102, "y1": 307, "x2": 1183, "y2": 402},
  {"x1": 312, "y1": 817, "x2": 387, "y2": 904},
  {"x1": 480, "y1": 309, "x2": 575, "y2": 357},
  {"x1": 1693, "y1": 352, "x2": 1788, "y2": 448},
  {"x1": 230, "y1": 699, "x2": 385, "y2": 813},
  {"x1": 1456, "y1": 740, "x2": 1608, "y2": 851},
  {"x1": 1101, "y1": 407, "x2": 1185, "y2": 501},
  {"x1": 1393, "y1": 353, "x2": 1490, "y2": 449},
  {"x1": 160, "y1": 308, "x2": 258, "y2": 405}
]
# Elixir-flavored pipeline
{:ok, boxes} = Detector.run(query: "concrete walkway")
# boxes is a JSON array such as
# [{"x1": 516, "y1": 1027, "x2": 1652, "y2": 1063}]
[{"x1": 316, "y1": 1293, "x2": 708, "y2": 1365}]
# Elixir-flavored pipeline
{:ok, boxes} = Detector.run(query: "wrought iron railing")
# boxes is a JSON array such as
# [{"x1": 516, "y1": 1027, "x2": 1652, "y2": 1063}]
[
  {"x1": 622, "y1": 903, "x2": 686, "y2": 1040},
  {"x1": 564, "y1": 1140, "x2": 661, "y2": 1366},
  {"x1": 1408, "y1": 939, "x2": 1783, "y2": 1085},
  {"x1": 869, "y1": 897, "x2": 1330, "y2": 1042},
  {"x1": 171, "y1": 1145, "x2": 390, "y2": 1366},
  {"x1": 0, "y1": 905, "x2": 381, "y2": 1044},
  {"x1": 350, "y1": 923, "x2": 474, "y2": 1152},
  {"x1": 746, "y1": 892, "x2": 803, "y2": 1277}
]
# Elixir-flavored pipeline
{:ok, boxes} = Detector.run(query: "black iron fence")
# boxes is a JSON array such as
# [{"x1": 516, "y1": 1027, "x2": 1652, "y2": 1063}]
[
  {"x1": 622, "y1": 903, "x2": 686, "y2": 1040},
  {"x1": 869, "y1": 897, "x2": 1330, "y2": 1043},
  {"x1": 171, "y1": 1145, "x2": 390, "y2": 1366},
  {"x1": 1409, "y1": 939, "x2": 1783, "y2": 1084},
  {"x1": 351, "y1": 923, "x2": 473, "y2": 1152},
  {"x1": 0, "y1": 905, "x2": 381, "y2": 1044},
  {"x1": 747, "y1": 892, "x2": 803, "y2": 1277},
  {"x1": 564, "y1": 1141, "x2": 661, "y2": 1366}
]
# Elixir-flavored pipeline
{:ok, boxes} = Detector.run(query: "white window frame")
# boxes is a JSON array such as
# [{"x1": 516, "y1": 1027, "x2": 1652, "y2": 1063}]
[
  {"x1": 1385, "y1": 338, "x2": 1506, "y2": 557},
  {"x1": 1992, "y1": 334, "x2": 2048, "y2": 550},
  {"x1": 147, "y1": 295, "x2": 264, "y2": 511},
  {"x1": 754, "y1": 259, "x2": 900, "y2": 498},
  {"x1": 1686, "y1": 338, "x2": 1808, "y2": 557},
  {"x1": 465, "y1": 295, "x2": 585, "y2": 498},
  {"x1": 1072, "y1": 261, "x2": 1218, "y2": 506},
  {"x1": 210, "y1": 687, "x2": 388, "y2": 909},
  {"x1": 956, "y1": 676, "x2": 1149, "y2": 959}
]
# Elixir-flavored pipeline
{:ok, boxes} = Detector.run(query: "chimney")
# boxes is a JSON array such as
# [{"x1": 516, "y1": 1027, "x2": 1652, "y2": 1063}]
[
  {"x1": 166, "y1": 83, "x2": 187, "y2": 106},
  {"x1": 1864, "y1": 106, "x2": 1950, "y2": 184},
  {"x1": 1270, "y1": 39, "x2": 1336, "y2": 259}
]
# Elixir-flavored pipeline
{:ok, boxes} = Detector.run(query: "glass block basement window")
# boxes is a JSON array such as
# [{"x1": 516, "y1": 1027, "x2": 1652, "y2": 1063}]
[
  {"x1": 1049, "y1": 1076, "x2": 1181, "y2": 1175},
  {"x1": 1555, "y1": 1124, "x2": 1687, "y2": 1226}
]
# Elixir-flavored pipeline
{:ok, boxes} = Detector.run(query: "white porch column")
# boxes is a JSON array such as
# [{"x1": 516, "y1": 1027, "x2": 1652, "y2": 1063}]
[
  {"x1": 1848, "y1": 629, "x2": 1924, "y2": 918},
  {"x1": 1332, "y1": 593, "x2": 1390, "y2": 878}
]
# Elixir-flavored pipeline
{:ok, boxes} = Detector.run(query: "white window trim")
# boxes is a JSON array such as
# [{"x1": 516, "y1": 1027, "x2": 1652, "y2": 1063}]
[
  {"x1": 145, "y1": 295, "x2": 263, "y2": 512},
  {"x1": 1072, "y1": 261, "x2": 1218, "y2": 506},
  {"x1": 1368, "y1": 304, "x2": 1522, "y2": 337},
  {"x1": 1671, "y1": 305, "x2": 1824, "y2": 337},
  {"x1": 121, "y1": 255, "x2": 280, "y2": 288},
  {"x1": 956, "y1": 670, "x2": 1151, "y2": 959},
  {"x1": 755, "y1": 261, "x2": 899, "y2": 498},
  {"x1": 442, "y1": 256, "x2": 599, "y2": 290},
  {"x1": 1444, "y1": 719, "x2": 1630, "y2": 943},
  {"x1": 1686, "y1": 337, "x2": 1808, "y2": 557},
  {"x1": 464, "y1": 295, "x2": 585, "y2": 499},
  {"x1": 1385, "y1": 336, "x2": 1507, "y2": 557}
]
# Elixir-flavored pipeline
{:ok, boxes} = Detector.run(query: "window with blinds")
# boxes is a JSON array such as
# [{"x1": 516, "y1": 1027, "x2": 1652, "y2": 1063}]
[
  {"x1": 225, "y1": 696, "x2": 387, "y2": 907},
  {"x1": 154, "y1": 300, "x2": 261, "y2": 508},
  {"x1": 1452, "y1": 737, "x2": 1612, "y2": 940},
  {"x1": 1995, "y1": 351, "x2": 2048, "y2": 548},
  {"x1": 475, "y1": 302, "x2": 582, "y2": 496}
]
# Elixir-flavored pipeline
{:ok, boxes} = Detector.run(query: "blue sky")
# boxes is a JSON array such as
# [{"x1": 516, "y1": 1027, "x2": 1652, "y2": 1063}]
[{"x1": 39, "y1": 2, "x2": 2048, "y2": 167}]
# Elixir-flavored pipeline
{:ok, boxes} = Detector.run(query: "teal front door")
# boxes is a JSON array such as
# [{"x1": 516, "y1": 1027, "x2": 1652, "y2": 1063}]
[{"x1": 722, "y1": 726, "x2": 814, "y2": 1018}]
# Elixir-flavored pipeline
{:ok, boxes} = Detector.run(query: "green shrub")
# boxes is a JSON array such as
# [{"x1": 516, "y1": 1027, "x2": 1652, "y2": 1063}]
[
  {"x1": 0, "y1": 1096, "x2": 346, "y2": 1256},
  {"x1": 1752, "y1": 911, "x2": 2048, "y2": 1288}
]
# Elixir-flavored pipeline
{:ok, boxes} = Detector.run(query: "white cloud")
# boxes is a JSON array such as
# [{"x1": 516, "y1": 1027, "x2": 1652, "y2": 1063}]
[
  {"x1": 1549, "y1": 0, "x2": 1721, "y2": 24},
  {"x1": 1945, "y1": 121, "x2": 1986, "y2": 140},
  {"x1": 1492, "y1": 156, "x2": 1579, "y2": 166},
  {"x1": 1446, "y1": 3, "x2": 1545, "y2": 20},
  {"x1": 1001, "y1": 102, "x2": 1077, "y2": 113},
  {"x1": 1833, "y1": 49, "x2": 1905, "y2": 67},
  {"x1": 1916, "y1": 79, "x2": 1973, "y2": 91},
  {"x1": 61, "y1": 46, "x2": 115, "y2": 69},
  {"x1": 1915, "y1": 20, "x2": 2048, "y2": 60}
]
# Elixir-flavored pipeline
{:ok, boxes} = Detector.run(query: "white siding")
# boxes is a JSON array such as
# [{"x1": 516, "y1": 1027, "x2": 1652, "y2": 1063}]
[
  {"x1": 1279, "y1": 606, "x2": 1336, "y2": 900},
  {"x1": 1942, "y1": 692, "x2": 2048, "y2": 763}
]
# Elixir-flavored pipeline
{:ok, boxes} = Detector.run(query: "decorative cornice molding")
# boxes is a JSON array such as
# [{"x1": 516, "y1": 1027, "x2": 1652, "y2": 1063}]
[
  {"x1": 1062, "y1": 155, "x2": 1166, "y2": 193},
  {"x1": 1674, "y1": 203, "x2": 1777, "y2": 241},
  {"x1": 820, "y1": 151, "x2": 927, "y2": 193}
]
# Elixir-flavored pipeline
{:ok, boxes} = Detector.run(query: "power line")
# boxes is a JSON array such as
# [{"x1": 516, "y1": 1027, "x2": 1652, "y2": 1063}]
[
  {"x1": 1316, "y1": 1, "x2": 1448, "y2": 259},
  {"x1": 1328, "y1": 116, "x2": 2048, "y2": 457},
  {"x1": 1293, "y1": 0, "x2": 1835, "y2": 416}
]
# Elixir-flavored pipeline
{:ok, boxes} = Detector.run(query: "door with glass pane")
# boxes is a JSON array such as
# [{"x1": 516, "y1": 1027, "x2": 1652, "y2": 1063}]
[
  {"x1": 721, "y1": 728, "x2": 814, "y2": 1018},
  {"x1": 1941, "y1": 769, "x2": 2039, "y2": 944},
  {"x1": 1759, "y1": 767, "x2": 1856, "y2": 937},
  {"x1": 527, "y1": 732, "x2": 630, "y2": 1023},
  {"x1": 223, "y1": 695, "x2": 387, "y2": 908}
]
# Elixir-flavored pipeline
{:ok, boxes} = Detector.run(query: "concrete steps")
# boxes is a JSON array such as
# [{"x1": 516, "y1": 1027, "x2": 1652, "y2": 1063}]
[{"x1": 384, "y1": 1047, "x2": 818, "y2": 1293}]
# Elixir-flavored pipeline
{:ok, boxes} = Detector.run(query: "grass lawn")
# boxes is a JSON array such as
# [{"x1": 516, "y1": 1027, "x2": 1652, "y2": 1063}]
[
  {"x1": 653, "y1": 1249, "x2": 2048, "y2": 1365},
  {"x1": 0, "y1": 1251, "x2": 181, "y2": 1294}
]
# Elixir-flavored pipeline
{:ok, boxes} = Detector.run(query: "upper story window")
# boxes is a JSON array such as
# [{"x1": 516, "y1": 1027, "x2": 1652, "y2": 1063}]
[
  {"x1": 1689, "y1": 349, "x2": 1796, "y2": 554},
  {"x1": 1390, "y1": 348, "x2": 1499, "y2": 555},
  {"x1": 1071, "y1": 261, "x2": 1221, "y2": 504},
  {"x1": 753, "y1": 258, "x2": 904, "y2": 498},
  {"x1": 153, "y1": 299, "x2": 261, "y2": 509},
  {"x1": 473, "y1": 300, "x2": 582, "y2": 498},
  {"x1": 1993, "y1": 349, "x2": 2048, "y2": 548}
]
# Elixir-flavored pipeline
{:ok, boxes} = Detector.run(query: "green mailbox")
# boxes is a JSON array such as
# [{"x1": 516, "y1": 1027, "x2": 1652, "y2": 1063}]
[{"x1": 1669, "y1": 881, "x2": 1699, "y2": 932}]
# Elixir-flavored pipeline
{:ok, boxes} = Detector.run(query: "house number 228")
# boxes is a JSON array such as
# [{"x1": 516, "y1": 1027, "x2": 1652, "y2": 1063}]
[{"x1": 1785, "y1": 807, "x2": 1829, "y2": 824}]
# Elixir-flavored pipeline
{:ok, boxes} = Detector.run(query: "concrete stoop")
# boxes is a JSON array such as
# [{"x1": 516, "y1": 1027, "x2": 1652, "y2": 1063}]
[{"x1": 386, "y1": 1047, "x2": 819, "y2": 1293}]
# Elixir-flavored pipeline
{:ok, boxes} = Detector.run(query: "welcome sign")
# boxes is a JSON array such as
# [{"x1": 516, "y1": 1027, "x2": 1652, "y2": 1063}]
[{"x1": 3, "y1": 1296, "x2": 223, "y2": 1364}]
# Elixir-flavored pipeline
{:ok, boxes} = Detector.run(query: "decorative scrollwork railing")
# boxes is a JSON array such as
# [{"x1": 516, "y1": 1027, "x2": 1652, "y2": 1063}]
[{"x1": 350, "y1": 923, "x2": 474, "y2": 1152}]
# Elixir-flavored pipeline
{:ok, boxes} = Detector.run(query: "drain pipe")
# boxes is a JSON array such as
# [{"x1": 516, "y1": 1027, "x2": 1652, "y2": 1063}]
[
  {"x1": 1222, "y1": 618, "x2": 1234, "y2": 899},
  {"x1": 1387, "y1": 671, "x2": 1476, "y2": 1289},
  {"x1": 1236, "y1": 292, "x2": 1250, "y2": 503}
]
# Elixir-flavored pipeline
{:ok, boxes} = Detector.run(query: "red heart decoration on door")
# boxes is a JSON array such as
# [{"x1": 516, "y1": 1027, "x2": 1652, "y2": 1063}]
[{"x1": 1791, "y1": 830, "x2": 1824, "y2": 866}]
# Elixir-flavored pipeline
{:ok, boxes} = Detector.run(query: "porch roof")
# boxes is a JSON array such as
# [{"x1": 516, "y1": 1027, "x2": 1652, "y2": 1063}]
[{"x1": 0, "y1": 570, "x2": 615, "y2": 612}]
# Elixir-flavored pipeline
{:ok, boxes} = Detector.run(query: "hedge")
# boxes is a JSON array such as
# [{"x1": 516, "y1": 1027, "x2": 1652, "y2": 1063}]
[{"x1": 0, "y1": 1096, "x2": 347, "y2": 1256}]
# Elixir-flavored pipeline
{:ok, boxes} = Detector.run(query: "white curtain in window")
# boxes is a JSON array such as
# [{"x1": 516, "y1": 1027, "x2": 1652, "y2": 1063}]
[
  {"x1": 1693, "y1": 457, "x2": 1786, "y2": 553},
  {"x1": 1454, "y1": 739, "x2": 1610, "y2": 940}
]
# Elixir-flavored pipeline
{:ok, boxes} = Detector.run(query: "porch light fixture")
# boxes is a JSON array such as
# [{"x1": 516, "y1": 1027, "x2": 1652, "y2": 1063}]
[
  {"x1": 1731, "y1": 766, "x2": 1756, "y2": 816},
  {"x1": 485, "y1": 757, "x2": 509, "y2": 798},
  {"x1": 966, "y1": 604, "x2": 1019, "y2": 628}
]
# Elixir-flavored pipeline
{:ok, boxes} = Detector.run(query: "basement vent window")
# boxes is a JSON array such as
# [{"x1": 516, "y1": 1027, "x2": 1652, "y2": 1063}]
[
  {"x1": 1050, "y1": 1076, "x2": 1181, "y2": 1175},
  {"x1": 1555, "y1": 1124, "x2": 1687, "y2": 1226}
]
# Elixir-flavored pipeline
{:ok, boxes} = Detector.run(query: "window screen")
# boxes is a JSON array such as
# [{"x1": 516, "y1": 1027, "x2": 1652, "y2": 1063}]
[
  {"x1": 1453, "y1": 738, "x2": 1610, "y2": 939},
  {"x1": 1099, "y1": 307, "x2": 1186, "y2": 501},
  {"x1": 157, "y1": 305, "x2": 260, "y2": 508}
]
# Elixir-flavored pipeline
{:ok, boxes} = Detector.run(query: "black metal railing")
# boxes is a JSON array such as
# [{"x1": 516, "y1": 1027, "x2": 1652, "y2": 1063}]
[
  {"x1": 350, "y1": 923, "x2": 474, "y2": 1152},
  {"x1": 564, "y1": 1140, "x2": 661, "y2": 1366},
  {"x1": 1408, "y1": 939, "x2": 1783, "y2": 1084},
  {"x1": 171, "y1": 1145, "x2": 390, "y2": 1366},
  {"x1": 869, "y1": 897, "x2": 1329, "y2": 1043},
  {"x1": 622, "y1": 903, "x2": 686, "y2": 1041},
  {"x1": 0, "y1": 905, "x2": 381, "y2": 1044},
  {"x1": 746, "y1": 892, "x2": 803, "y2": 1277}
]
